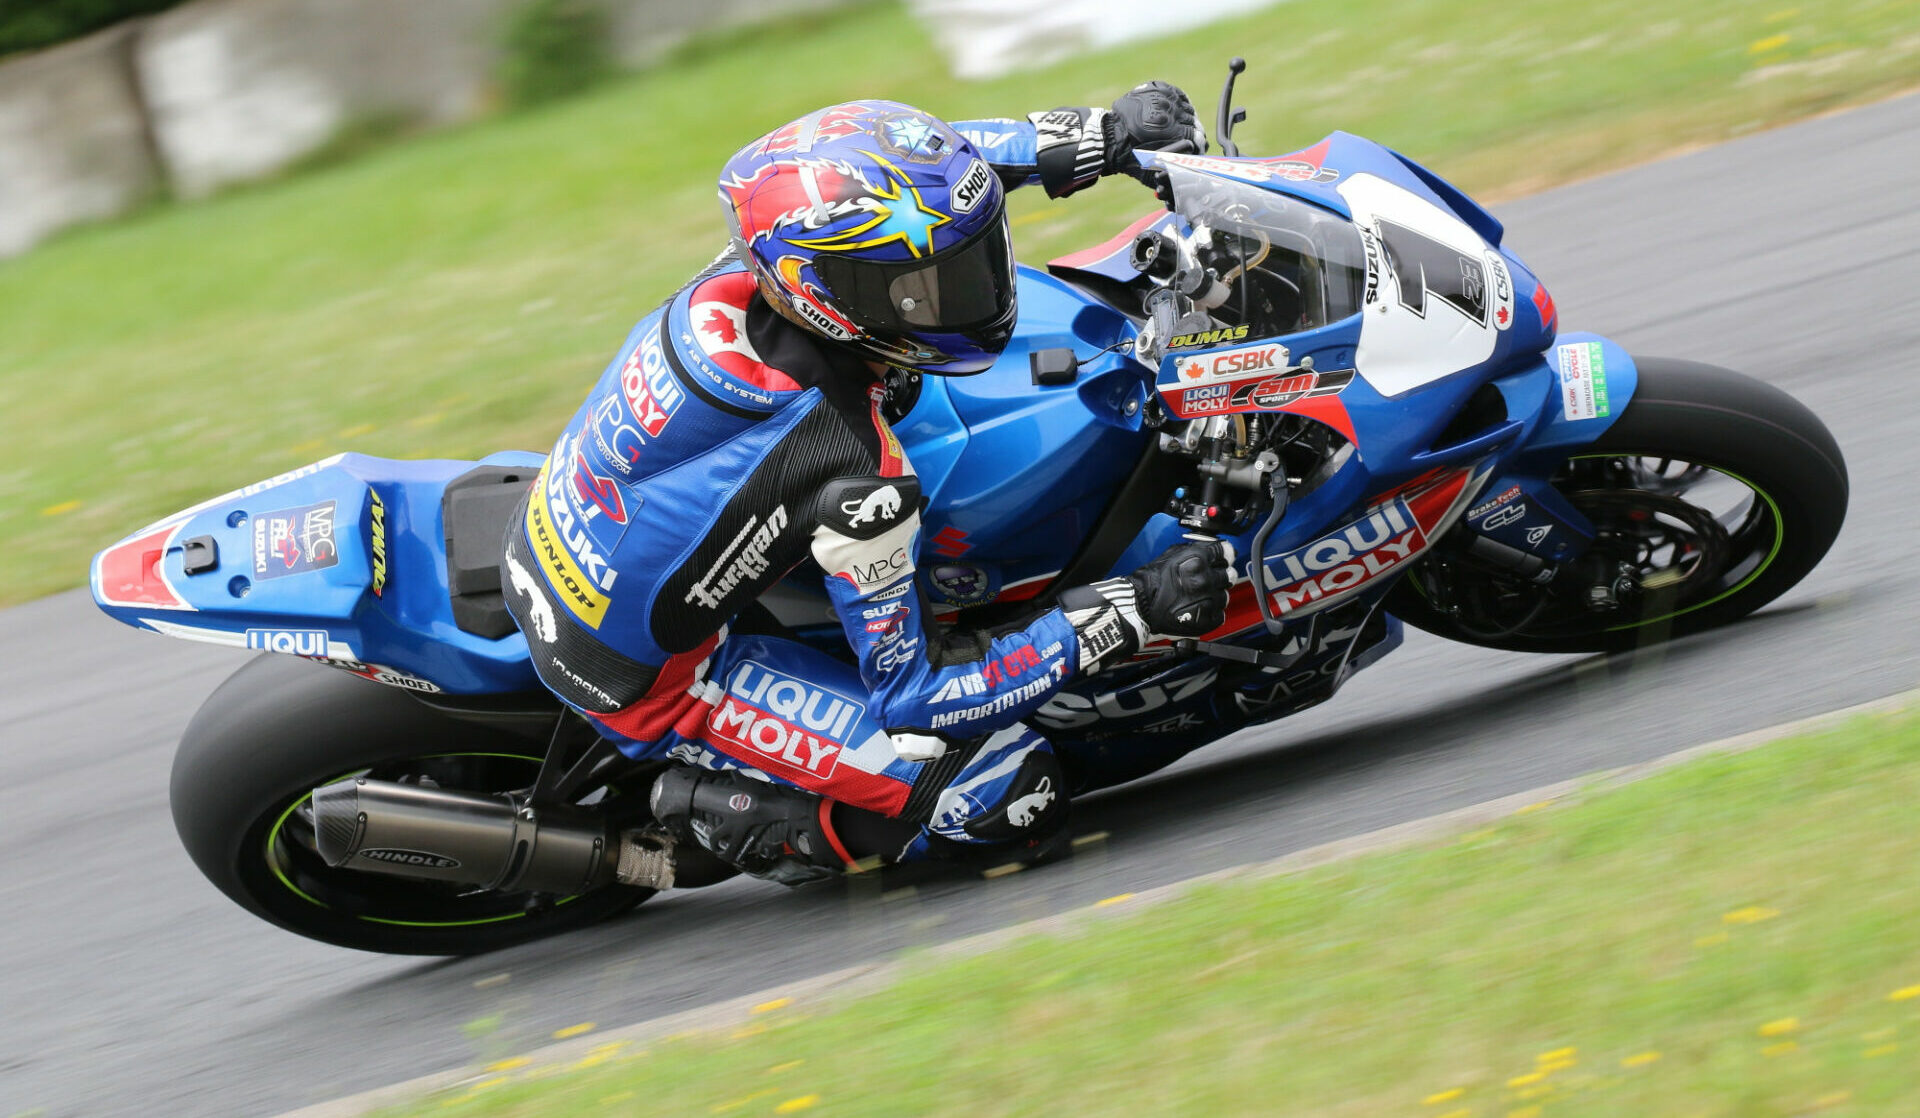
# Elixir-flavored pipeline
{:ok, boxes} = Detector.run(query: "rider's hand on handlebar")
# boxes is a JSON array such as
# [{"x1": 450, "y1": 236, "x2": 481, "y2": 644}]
[
  {"x1": 1106, "y1": 81, "x2": 1206, "y2": 203},
  {"x1": 1129, "y1": 538, "x2": 1235, "y2": 638}
]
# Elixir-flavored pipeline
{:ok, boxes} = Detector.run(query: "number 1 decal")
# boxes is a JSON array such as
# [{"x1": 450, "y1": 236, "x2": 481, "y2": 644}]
[{"x1": 1374, "y1": 219, "x2": 1489, "y2": 326}]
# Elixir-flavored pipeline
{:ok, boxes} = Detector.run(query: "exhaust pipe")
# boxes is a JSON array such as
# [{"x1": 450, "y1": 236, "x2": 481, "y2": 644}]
[{"x1": 309, "y1": 777, "x2": 673, "y2": 892}]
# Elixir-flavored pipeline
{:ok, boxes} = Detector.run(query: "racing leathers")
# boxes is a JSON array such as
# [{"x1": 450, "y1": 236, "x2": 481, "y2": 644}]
[{"x1": 503, "y1": 106, "x2": 1215, "y2": 876}]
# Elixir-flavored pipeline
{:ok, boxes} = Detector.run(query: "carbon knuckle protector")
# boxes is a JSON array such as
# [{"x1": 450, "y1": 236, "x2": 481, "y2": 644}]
[{"x1": 1133, "y1": 540, "x2": 1232, "y2": 637}]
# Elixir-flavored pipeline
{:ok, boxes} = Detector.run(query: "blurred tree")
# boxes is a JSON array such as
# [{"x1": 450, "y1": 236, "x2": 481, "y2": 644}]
[
  {"x1": 0, "y1": 0, "x2": 187, "y2": 56},
  {"x1": 499, "y1": 0, "x2": 612, "y2": 108}
]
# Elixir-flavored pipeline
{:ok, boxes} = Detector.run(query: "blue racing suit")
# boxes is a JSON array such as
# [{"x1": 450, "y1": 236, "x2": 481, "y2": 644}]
[{"x1": 502, "y1": 110, "x2": 1130, "y2": 846}]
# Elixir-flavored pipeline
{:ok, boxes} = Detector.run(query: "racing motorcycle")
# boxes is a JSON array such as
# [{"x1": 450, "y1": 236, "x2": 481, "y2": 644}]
[{"x1": 92, "y1": 61, "x2": 1847, "y2": 954}]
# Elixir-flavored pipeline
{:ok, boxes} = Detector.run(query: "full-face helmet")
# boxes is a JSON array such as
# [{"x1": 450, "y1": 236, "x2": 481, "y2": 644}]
[{"x1": 718, "y1": 101, "x2": 1015, "y2": 375}]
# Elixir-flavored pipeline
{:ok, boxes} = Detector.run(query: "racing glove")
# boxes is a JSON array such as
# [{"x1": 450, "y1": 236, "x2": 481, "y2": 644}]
[
  {"x1": 1058, "y1": 539, "x2": 1235, "y2": 673},
  {"x1": 1029, "y1": 81, "x2": 1203, "y2": 199}
]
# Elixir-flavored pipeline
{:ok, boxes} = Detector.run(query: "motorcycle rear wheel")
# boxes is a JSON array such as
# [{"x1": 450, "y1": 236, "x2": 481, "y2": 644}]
[
  {"x1": 171, "y1": 654, "x2": 652, "y2": 955},
  {"x1": 1389, "y1": 357, "x2": 1847, "y2": 654}
]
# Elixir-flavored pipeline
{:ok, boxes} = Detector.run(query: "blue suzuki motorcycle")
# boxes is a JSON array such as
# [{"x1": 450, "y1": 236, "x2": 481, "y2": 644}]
[{"x1": 93, "y1": 64, "x2": 1846, "y2": 954}]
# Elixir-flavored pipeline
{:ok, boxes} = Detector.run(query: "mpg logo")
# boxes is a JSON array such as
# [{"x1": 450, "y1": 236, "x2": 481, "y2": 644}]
[{"x1": 251, "y1": 500, "x2": 339, "y2": 580}]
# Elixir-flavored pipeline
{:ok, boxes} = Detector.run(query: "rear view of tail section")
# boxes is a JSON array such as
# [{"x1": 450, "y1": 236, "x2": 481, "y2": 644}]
[{"x1": 91, "y1": 452, "x2": 544, "y2": 696}]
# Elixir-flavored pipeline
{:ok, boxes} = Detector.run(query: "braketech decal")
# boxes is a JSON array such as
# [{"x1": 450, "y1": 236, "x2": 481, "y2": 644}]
[
  {"x1": 1260, "y1": 467, "x2": 1477, "y2": 617},
  {"x1": 1166, "y1": 367, "x2": 1356, "y2": 420}
]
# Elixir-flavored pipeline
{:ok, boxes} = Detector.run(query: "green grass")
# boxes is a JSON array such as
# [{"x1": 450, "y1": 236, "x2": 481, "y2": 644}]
[
  {"x1": 4, "y1": 0, "x2": 1917, "y2": 605},
  {"x1": 387, "y1": 708, "x2": 1920, "y2": 1116}
]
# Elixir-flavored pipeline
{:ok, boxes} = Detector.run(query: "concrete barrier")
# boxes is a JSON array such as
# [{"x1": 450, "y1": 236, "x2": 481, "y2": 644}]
[
  {"x1": 135, "y1": 0, "x2": 515, "y2": 199},
  {"x1": 0, "y1": 23, "x2": 162, "y2": 258},
  {"x1": 0, "y1": 0, "x2": 855, "y2": 253}
]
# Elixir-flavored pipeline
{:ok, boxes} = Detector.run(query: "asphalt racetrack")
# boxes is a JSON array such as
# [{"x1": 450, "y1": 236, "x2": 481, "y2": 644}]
[{"x1": 4, "y1": 93, "x2": 1918, "y2": 1118}]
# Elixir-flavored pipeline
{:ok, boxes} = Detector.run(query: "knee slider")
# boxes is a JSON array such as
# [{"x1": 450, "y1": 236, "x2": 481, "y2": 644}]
[{"x1": 955, "y1": 746, "x2": 1067, "y2": 845}]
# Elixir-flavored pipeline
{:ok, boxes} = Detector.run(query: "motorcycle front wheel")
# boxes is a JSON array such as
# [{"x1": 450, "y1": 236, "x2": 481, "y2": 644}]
[
  {"x1": 171, "y1": 654, "x2": 653, "y2": 955},
  {"x1": 1389, "y1": 357, "x2": 1847, "y2": 654}
]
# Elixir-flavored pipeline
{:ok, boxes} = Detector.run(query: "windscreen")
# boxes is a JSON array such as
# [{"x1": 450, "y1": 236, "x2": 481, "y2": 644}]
[{"x1": 1164, "y1": 164, "x2": 1368, "y2": 336}]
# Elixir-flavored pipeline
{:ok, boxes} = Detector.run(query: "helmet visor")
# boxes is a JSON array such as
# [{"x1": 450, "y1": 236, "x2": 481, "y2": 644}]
[{"x1": 814, "y1": 211, "x2": 1015, "y2": 335}]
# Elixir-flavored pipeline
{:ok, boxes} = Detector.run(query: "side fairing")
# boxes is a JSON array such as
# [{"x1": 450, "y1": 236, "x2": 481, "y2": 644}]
[{"x1": 892, "y1": 265, "x2": 1150, "y2": 603}]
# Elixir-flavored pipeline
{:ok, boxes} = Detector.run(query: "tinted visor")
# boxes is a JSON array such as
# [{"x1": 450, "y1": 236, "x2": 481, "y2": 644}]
[{"x1": 814, "y1": 212, "x2": 1015, "y2": 334}]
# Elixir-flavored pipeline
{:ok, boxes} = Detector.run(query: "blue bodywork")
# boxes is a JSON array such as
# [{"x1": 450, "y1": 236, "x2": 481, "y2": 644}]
[{"x1": 93, "y1": 130, "x2": 1639, "y2": 793}]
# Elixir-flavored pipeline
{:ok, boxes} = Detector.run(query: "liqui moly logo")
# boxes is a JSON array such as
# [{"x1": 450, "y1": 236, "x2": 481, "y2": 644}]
[
  {"x1": 245, "y1": 628, "x2": 330, "y2": 655},
  {"x1": 710, "y1": 661, "x2": 862, "y2": 778},
  {"x1": 1264, "y1": 499, "x2": 1429, "y2": 615},
  {"x1": 620, "y1": 331, "x2": 683, "y2": 437}
]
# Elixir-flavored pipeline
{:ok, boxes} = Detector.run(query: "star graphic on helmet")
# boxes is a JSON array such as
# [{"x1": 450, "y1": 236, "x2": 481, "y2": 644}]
[
  {"x1": 885, "y1": 116, "x2": 935, "y2": 155},
  {"x1": 790, "y1": 154, "x2": 950, "y2": 259}
]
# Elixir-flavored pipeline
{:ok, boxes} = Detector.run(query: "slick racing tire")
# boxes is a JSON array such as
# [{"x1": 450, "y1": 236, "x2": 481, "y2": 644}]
[
  {"x1": 171, "y1": 654, "x2": 652, "y2": 955},
  {"x1": 1390, "y1": 357, "x2": 1847, "y2": 654}
]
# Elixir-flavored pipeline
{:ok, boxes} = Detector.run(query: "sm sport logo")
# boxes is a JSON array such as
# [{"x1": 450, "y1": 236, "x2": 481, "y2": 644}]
[{"x1": 1259, "y1": 468, "x2": 1475, "y2": 616}]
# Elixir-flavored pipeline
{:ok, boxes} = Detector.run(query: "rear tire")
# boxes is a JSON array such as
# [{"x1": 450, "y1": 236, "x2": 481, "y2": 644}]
[
  {"x1": 172, "y1": 655, "x2": 651, "y2": 955},
  {"x1": 1390, "y1": 357, "x2": 1847, "y2": 653}
]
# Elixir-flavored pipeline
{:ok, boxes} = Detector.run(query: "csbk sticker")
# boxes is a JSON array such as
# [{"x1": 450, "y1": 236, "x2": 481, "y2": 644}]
[{"x1": 1174, "y1": 341, "x2": 1290, "y2": 385}]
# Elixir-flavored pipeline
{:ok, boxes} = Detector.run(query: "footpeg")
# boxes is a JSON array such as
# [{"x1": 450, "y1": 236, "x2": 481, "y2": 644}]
[{"x1": 613, "y1": 830, "x2": 676, "y2": 890}]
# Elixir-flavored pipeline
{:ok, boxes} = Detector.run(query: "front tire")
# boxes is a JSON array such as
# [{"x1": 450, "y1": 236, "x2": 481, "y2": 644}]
[
  {"x1": 172, "y1": 655, "x2": 652, "y2": 955},
  {"x1": 1390, "y1": 357, "x2": 1847, "y2": 653}
]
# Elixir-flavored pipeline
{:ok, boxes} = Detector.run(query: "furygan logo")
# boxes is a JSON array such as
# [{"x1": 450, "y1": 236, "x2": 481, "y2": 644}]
[
  {"x1": 358, "y1": 848, "x2": 460, "y2": 870},
  {"x1": 685, "y1": 506, "x2": 788, "y2": 609}
]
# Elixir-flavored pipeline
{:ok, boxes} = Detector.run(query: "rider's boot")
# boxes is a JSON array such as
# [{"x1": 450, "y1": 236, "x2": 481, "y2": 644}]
[{"x1": 649, "y1": 768, "x2": 852, "y2": 885}]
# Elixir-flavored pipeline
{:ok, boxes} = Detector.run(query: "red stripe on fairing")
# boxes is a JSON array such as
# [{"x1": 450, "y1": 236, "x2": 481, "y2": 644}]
[
  {"x1": 1048, "y1": 210, "x2": 1164, "y2": 271},
  {"x1": 95, "y1": 524, "x2": 189, "y2": 610},
  {"x1": 590, "y1": 632, "x2": 723, "y2": 744},
  {"x1": 996, "y1": 572, "x2": 1057, "y2": 603},
  {"x1": 1279, "y1": 394, "x2": 1358, "y2": 445}
]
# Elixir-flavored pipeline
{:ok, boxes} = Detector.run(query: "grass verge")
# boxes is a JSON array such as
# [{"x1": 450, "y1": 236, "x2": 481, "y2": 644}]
[
  {"x1": 4, "y1": 0, "x2": 1917, "y2": 606},
  {"x1": 387, "y1": 707, "x2": 1920, "y2": 1116}
]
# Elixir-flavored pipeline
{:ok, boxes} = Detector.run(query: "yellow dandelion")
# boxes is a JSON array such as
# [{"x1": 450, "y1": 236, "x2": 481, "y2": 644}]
[
  {"x1": 769, "y1": 1060, "x2": 805, "y2": 1074},
  {"x1": 1506, "y1": 1071, "x2": 1547, "y2": 1088},
  {"x1": 1723, "y1": 906, "x2": 1779, "y2": 924},
  {"x1": 1759, "y1": 1018, "x2": 1798, "y2": 1038},
  {"x1": 40, "y1": 500, "x2": 82, "y2": 517},
  {"x1": 1865, "y1": 1044, "x2": 1897, "y2": 1058},
  {"x1": 775, "y1": 1095, "x2": 821, "y2": 1113},
  {"x1": 753, "y1": 998, "x2": 793, "y2": 1014},
  {"x1": 1095, "y1": 893, "x2": 1135, "y2": 907},
  {"x1": 730, "y1": 1022, "x2": 767, "y2": 1039},
  {"x1": 1424, "y1": 1087, "x2": 1465, "y2": 1104},
  {"x1": 1763, "y1": 1041, "x2": 1800, "y2": 1058},
  {"x1": 1695, "y1": 932, "x2": 1731, "y2": 947},
  {"x1": 484, "y1": 1056, "x2": 531, "y2": 1072},
  {"x1": 1748, "y1": 33, "x2": 1791, "y2": 53},
  {"x1": 1888, "y1": 984, "x2": 1920, "y2": 1001},
  {"x1": 1622, "y1": 1051, "x2": 1662, "y2": 1068},
  {"x1": 1536, "y1": 1047, "x2": 1576, "y2": 1063},
  {"x1": 552, "y1": 1022, "x2": 596, "y2": 1040}
]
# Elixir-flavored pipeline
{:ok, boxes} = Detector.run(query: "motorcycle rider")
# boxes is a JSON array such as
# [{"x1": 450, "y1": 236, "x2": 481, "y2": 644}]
[{"x1": 503, "y1": 86, "x2": 1234, "y2": 883}]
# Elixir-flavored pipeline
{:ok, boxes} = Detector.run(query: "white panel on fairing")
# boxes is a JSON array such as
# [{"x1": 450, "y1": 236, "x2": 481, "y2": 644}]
[{"x1": 1338, "y1": 173, "x2": 1514, "y2": 398}]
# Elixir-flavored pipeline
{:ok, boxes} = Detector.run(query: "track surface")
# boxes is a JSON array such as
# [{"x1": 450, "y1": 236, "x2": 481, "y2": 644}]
[{"x1": 4, "y1": 94, "x2": 1917, "y2": 1117}]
